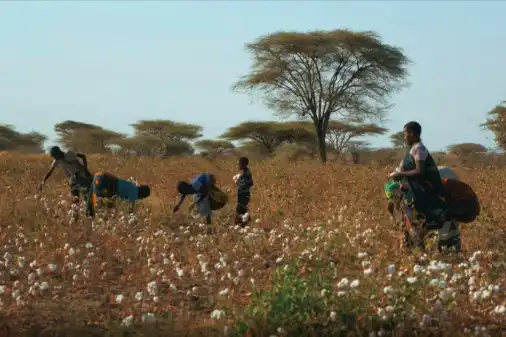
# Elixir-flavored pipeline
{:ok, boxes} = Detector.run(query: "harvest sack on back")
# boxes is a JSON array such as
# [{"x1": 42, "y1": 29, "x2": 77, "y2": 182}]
[
  {"x1": 442, "y1": 178, "x2": 480, "y2": 223},
  {"x1": 209, "y1": 185, "x2": 228, "y2": 210}
]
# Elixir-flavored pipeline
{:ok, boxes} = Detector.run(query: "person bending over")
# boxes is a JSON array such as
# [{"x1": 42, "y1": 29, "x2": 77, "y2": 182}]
[{"x1": 86, "y1": 172, "x2": 150, "y2": 218}]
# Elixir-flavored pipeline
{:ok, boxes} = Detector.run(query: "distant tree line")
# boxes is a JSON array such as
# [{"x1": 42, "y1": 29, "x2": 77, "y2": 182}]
[
  {"x1": 0, "y1": 119, "x2": 389, "y2": 159},
  {"x1": 2, "y1": 27, "x2": 504, "y2": 163}
]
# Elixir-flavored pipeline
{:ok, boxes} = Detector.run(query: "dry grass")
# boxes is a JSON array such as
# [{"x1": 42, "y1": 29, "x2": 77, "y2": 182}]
[{"x1": 0, "y1": 153, "x2": 504, "y2": 336}]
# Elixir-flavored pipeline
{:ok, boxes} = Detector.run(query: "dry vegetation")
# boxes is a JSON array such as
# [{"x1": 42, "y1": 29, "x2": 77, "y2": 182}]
[{"x1": 0, "y1": 152, "x2": 504, "y2": 337}]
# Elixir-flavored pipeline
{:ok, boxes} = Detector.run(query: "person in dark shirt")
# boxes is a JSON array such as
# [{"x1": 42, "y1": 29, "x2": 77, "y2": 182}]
[
  {"x1": 39, "y1": 146, "x2": 92, "y2": 204},
  {"x1": 85, "y1": 172, "x2": 151, "y2": 218},
  {"x1": 233, "y1": 157, "x2": 254, "y2": 225}
]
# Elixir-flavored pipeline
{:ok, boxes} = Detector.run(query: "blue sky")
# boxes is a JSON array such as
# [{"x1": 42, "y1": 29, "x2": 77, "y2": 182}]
[{"x1": 1, "y1": 1, "x2": 506, "y2": 152}]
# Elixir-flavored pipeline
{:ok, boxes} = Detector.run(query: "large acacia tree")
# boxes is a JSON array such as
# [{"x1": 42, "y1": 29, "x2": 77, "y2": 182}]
[{"x1": 233, "y1": 29, "x2": 410, "y2": 162}]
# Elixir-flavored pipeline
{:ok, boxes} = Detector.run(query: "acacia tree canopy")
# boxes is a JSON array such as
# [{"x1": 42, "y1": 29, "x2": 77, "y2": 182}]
[
  {"x1": 194, "y1": 139, "x2": 235, "y2": 154},
  {"x1": 220, "y1": 121, "x2": 315, "y2": 153},
  {"x1": 0, "y1": 125, "x2": 47, "y2": 153},
  {"x1": 131, "y1": 120, "x2": 202, "y2": 141},
  {"x1": 390, "y1": 131, "x2": 405, "y2": 148},
  {"x1": 482, "y1": 102, "x2": 506, "y2": 151},
  {"x1": 233, "y1": 29, "x2": 410, "y2": 162},
  {"x1": 54, "y1": 120, "x2": 124, "y2": 153},
  {"x1": 326, "y1": 121, "x2": 387, "y2": 154},
  {"x1": 447, "y1": 143, "x2": 487, "y2": 156},
  {"x1": 130, "y1": 120, "x2": 202, "y2": 157}
]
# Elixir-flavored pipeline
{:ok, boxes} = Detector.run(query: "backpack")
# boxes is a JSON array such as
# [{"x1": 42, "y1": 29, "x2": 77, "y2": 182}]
[
  {"x1": 442, "y1": 178, "x2": 480, "y2": 223},
  {"x1": 209, "y1": 185, "x2": 228, "y2": 210}
]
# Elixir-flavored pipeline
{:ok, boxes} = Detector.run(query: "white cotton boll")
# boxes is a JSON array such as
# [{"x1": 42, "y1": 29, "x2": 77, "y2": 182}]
[
  {"x1": 330, "y1": 311, "x2": 337, "y2": 321},
  {"x1": 135, "y1": 292, "x2": 143, "y2": 301},
  {"x1": 383, "y1": 286, "x2": 395, "y2": 295},
  {"x1": 116, "y1": 294, "x2": 125, "y2": 303},
  {"x1": 121, "y1": 315, "x2": 133, "y2": 327},
  {"x1": 350, "y1": 280, "x2": 360, "y2": 288},
  {"x1": 39, "y1": 282, "x2": 49, "y2": 292},
  {"x1": 210, "y1": 309, "x2": 226, "y2": 320},
  {"x1": 439, "y1": 288, "x2": 455, "y2": 301},
  {"x1": 338, "y1": 278, "x2": 349, "y2": 288},
  {"x1": 363, "y1": 268, "x2": 373, "y2": 276},
  {"x1": 219, "y1": 288, "x2": 229, "y2": 296},
  {"x1": 413, "y1": 265, "x2": 423, "y2": 274},
  {"x1": 480, "y1": 289, "x2": 491, "y2": 300},
  {"x1": 407, "y1": 277, "x2": 418, "y2": 284},
  {"x1": 361, "y1": 260, "x2": 371, "y2": 267},
  {"x1": 358, "y1": 252, "x2": 368, "y2": 259},
  {"x1": 493, "y1": 305, "x2": 506, "y2": 315}
]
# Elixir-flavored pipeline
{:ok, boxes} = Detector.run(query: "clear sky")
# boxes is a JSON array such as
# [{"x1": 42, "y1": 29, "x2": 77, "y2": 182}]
[{"x1": 1, "y1": 0, "x2": 506, "y2": 152}]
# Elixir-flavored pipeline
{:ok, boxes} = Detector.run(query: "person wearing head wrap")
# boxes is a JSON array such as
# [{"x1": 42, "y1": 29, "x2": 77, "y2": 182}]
[
  {"x1": 173, "y1": 173, "x2": 228, "y2": 232},
  {"x1": 86, "y1": 172, "x2": 151, "y2": 218}
]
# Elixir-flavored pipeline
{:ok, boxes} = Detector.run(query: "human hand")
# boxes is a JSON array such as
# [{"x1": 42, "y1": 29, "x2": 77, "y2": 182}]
[{"x1": 233, "y1": 173, "x2": 241, "y2": 183}]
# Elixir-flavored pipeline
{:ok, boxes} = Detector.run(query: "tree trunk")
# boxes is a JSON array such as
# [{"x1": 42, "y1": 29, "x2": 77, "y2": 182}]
[{"x1": 316, "y1": 127, "x2": 327, "y2": 163}]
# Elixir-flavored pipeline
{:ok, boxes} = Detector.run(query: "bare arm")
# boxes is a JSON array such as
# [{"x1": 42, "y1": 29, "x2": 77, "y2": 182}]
[
  {"x1": 173, "y1": 194, "x2": 187, "y2": 213},
  {"x1": 397, "y1": 160, "x2": 426, "y2": 178},
  {"x1": 42, "y1": 162, "x2": 57, "y2": 183}
]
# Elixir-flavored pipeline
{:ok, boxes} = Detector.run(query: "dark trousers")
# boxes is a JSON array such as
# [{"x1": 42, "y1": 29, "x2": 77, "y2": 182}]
[
  {"x1": 70, "y1": 173, "x2": 92, "y2": 198},
  {"x1": 236, "y1": 192, "x2": 250, "y2": 216}
]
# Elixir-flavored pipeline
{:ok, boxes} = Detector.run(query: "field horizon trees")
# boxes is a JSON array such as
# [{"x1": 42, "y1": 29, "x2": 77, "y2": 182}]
[{"x1": 0, "y1": 27, "x2": 504, "y2": 160}]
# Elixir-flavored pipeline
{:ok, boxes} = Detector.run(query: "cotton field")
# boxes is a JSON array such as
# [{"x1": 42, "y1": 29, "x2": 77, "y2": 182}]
[{"x1": 0, "y1": 153, "x2": 504, "y2": 336}]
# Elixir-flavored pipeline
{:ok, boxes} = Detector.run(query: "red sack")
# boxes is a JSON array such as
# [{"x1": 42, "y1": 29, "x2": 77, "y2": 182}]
[{"x1": 442, "y1": 178, "x2": 480, "y2": 223}]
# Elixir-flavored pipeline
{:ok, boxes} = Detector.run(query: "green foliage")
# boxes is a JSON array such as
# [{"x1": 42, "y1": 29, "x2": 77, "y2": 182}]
[{"x1": 233, "y1": 262, "x2": 373, "y2": 336}]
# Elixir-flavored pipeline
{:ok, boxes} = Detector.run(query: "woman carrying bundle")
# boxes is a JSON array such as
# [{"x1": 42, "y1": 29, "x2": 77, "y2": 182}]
[
  {"x1": 173, "y1": 173, "x2": 228, "y2": 233},
  {"x1": 86, "y1": 172, "x2": 151, "y2": 218},
  {"x1": 387, "y1": 122, "x2": 480, "y2": 254}
]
